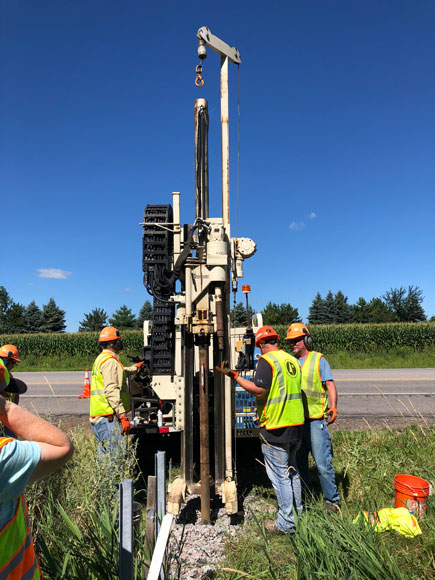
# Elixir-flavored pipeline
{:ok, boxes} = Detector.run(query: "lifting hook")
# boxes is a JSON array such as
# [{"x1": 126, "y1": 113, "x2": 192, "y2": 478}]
[{"x1": 195, "y1": 64, "x2": 204, "y2": 87}]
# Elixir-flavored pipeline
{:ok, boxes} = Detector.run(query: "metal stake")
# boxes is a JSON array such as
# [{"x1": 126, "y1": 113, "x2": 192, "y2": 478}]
[
  {"x1": 155, "y1": 451, "x2": 166, "y2": 535},
  {"x1": 119, "y1": 479, "x2": 133, "y2": 580}
]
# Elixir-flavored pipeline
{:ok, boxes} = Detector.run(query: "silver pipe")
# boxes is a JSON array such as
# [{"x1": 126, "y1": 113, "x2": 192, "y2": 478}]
[{"x1": 220, "y1": 56, "x2": 230, "y2": 231}]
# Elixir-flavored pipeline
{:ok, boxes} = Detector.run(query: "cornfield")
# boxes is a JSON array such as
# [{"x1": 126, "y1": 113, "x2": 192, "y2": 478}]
[
  {"x1": 276, "y1": 322, "x2": 435, "y2": 353},
  {"x1": 0, "y1": 331, "x2": 144, "y2": 357},
  {"x1": 1, "y1": 323, "x2": 435, "y2": 357}
]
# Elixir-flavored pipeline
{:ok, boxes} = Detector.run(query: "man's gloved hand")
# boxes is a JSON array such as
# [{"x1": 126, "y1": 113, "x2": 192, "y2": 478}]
[
  {"x1": 119, "y1": 415, "x2": 131, "y2": 435},
  {"x1": 326, "y1": 407, "x2": 337, "y2": 425},
  {"x1": 214, "y1": 360, "x2": 239, "y2": 380}
]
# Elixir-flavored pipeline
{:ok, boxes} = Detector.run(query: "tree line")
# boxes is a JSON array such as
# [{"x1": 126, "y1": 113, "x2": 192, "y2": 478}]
[
  {"x1": 232, "y1": 285, "x2": 429, "y2": 327},
  {"x1": 0, "y1": 287, "x2": 67, "y2": 334},
  {"x1": 0, "y1": 286, "x2": 153, "y2": 334},
  {"x1": 78, "y1": 303, "x2": 153, "y2": 331},
  {"x1": 308, "y1": 286, "x2": 427, "y2": 324},
  {"x1": 0, "y1": 284, "x2": 430, "y2": 335}
]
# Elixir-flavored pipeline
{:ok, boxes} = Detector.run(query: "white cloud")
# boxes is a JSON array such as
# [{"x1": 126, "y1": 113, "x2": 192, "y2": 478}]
[
  {"x1": 37, "y1": 268, "x2": 72, "y2": 280},
  {"x1": 124, "y1": 287, "x2": 132, "y2": 292},
  {"x1": 289, "y1": 221, "x2": 306, "y2": 231},
  {"x1": 309, "y1": 212, "x2": 317, "y2": 219}
]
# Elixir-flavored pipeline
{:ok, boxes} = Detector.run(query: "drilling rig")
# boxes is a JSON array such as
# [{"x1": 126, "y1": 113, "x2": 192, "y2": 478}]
[{"x1": 130, "y1": 27, "x2": 260, "y2": 523}]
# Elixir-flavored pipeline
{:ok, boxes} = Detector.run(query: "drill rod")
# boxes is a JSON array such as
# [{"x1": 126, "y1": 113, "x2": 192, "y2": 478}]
[{"x1": 198, "y1": 339, "x2": 211, "y2": 523}]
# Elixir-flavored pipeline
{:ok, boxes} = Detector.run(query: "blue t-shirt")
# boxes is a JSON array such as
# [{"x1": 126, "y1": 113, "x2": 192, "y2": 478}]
[
  {"x1": 297, "y1": 354, "x2": 333, "y2": 382},
  {"x1": 0, "y1": 438, "x2": 41, "y2": 529}
]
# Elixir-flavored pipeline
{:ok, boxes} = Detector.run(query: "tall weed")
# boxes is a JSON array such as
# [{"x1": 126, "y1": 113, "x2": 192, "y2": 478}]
[
  {"x1": 26, "y1": 428, "x2": 150, "y2": 579},
  {"x1": 224, "y1": 427, "x2": 435, "y2": 579}
]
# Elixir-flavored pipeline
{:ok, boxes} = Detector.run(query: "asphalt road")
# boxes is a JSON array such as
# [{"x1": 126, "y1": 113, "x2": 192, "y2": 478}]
[{"x1": 13, "y1": 369, "x2": 435, "y2": 421}]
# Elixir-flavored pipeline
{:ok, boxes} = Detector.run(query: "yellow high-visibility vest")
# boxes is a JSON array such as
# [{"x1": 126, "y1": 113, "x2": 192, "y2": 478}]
[
  {"x1": 256, "y1": 350, "x2": 304, "y2": 430},
  {"x1": 0, "y1": 360, "x2": 10, "y2": 387},
  {"x1": 300, "y1": 351, "x2": 327, "y2": 419},
  {"x1": 0, "y1": 437, "x2": 42, "y2": 579},
  {"x1": 90, "y1": 351, "x2": 131, "y2": 417}
]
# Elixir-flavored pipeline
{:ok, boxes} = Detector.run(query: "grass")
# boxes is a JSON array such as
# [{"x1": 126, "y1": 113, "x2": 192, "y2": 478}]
[
  {"x1": 26, "y1": 425, "x2": 152, "y2": 580},
  {"x1": 223, "y1": 425, "x2": 435, "y2": 579},
  {"x1": 23, "y1": 420, "x2": 435, "y2": 578},
  {"x1": 327, "y1": 347, "x2": 435, "y2": 369}
]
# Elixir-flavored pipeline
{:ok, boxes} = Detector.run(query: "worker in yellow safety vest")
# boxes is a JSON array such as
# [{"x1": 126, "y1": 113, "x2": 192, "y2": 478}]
[
  {"x1": 0, "y1": 395, "x2": 73, "y2": 578},
  {"x1": 215, "y1": 325, "x2": 304, "y2": 535},
  {"x1": 89, "y1": 326, "x2": 143, "y2": 457},
  {"x1": 285, "y1": 323, "x2": 340, "y2": 512}
]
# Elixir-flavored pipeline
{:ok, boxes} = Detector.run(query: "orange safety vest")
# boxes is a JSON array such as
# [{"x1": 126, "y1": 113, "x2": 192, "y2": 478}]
[{"x1": 0, "y1": 437, "x2": 43, "y2": 579}]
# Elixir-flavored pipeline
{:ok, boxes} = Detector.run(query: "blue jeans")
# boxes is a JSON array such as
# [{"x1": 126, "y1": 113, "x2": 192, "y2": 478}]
[
  {"x1": 296, "y1": 418, "x2": 339, "y2": 504},
  {"x1": 261, "y1": 440, "x2": 302, "y2": 533},
  {"x1": 91, "y1": 417, "x2": 126, "y2": 460}
]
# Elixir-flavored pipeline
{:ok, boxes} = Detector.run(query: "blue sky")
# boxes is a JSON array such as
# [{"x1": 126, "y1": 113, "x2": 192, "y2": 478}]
[{"x1": 2, "y1": 1, "x2": 434, "y2": 331}]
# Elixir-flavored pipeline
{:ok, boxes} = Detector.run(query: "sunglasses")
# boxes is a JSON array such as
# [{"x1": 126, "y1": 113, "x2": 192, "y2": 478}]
[{"x1": 289, "y1": 337, "x2": 304, "y2": 346}]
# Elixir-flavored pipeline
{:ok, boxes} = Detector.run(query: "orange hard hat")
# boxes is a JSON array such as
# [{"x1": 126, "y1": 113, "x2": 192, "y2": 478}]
[
  {"x1": 285, "y1": 323, "x2": 310, "y2": 340},
  {"x1": 0, "y1": 344, "x2": 21, "y2": 362},
  {"x1": 98, "y1": 326, "x2": 123, "y2": 342},
  {"x1": 255, "y1": 326, "x2": 280, "y2": 347}
]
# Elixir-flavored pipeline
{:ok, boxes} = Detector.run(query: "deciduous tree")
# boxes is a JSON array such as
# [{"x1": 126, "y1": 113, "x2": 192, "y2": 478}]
[
  {"x1": 402, "y1": 285, "x2": 426, "y2": 322},
  {"x1": 383, "y1": 285, "x2": 426, "y2": 322},
  {"x1": 0, "y1": 286, "x2": 27, "y2": 333},
  {"x1": 0, "y1": 286, "x2": 13, "y2": 318},
  {"x1": 2, "y1": 303, "x2": 27, "y2": 334},
  {"x1": 366, "y1": 298, "x2": 396, "y2": 323}
]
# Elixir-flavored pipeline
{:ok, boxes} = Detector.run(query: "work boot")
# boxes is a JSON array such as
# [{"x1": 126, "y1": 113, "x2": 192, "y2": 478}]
[
  {"x1": 264, "y1": 519, "x2": 294, "y2": 536},
  {"x1": 325, "y1": 501, "x2": 340, "y2": 514}
]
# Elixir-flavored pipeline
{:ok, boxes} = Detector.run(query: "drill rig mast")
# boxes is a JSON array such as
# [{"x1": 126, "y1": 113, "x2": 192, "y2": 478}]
[{"x1": 134, "y1": 27, "x2": 256, "y2": 523}]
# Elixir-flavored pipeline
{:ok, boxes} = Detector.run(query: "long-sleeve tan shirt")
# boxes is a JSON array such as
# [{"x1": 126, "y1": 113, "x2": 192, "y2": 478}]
[{"x1": 90, "y1": 350, "x2": 138, "y2": 425}]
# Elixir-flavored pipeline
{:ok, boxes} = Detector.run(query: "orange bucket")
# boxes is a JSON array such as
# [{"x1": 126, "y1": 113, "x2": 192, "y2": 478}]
[{"x1": 394, "y1": 474, "x2": 430, "y2": 519}]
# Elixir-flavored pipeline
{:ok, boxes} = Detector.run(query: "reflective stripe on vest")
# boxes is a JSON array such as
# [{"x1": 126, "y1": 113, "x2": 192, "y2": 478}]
[
  {"x1": 0, "y1": 438, "x2": 42, "y2": 580},
  {"x1": 0, "y1": 360, "x2": 10, "y2": 387},
  {"x1": 301, "y1": 351, "x2": 327, "y2": 419},
  {"x1": 90, "y1": 352, "x2": 130, "y2": 417},
  {"x1": 256, "y1": 350, "x2": 304, "y2": 430}
]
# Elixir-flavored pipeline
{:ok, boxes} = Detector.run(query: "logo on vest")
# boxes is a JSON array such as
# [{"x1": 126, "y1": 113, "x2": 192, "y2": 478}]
[{"x1": 286, "y1": 361, "x2": 297, "y2": 376}]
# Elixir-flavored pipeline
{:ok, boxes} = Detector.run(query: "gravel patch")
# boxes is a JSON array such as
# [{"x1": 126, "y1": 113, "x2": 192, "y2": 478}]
[
  {"x1": 167, "y1": 494, "x2": 272, "y2": 579},
  {"x1": 167, "y1": 496, "x2": 237, "y2": 579}
]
